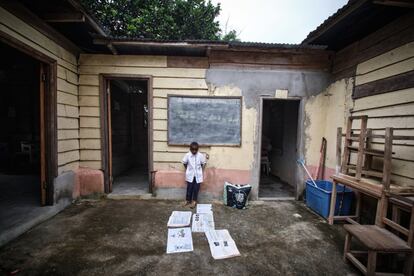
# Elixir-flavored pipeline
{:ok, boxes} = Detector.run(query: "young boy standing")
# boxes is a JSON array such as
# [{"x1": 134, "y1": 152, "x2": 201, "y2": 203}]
[{"x1": 182, "y1": 142, "x2": 207, "y2": 208}]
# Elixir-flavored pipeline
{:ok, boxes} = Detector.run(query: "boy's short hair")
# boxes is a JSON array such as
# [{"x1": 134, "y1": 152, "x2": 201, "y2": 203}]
[{"x1": 190, "y1": 141, "x2": 199, "y2": 148}]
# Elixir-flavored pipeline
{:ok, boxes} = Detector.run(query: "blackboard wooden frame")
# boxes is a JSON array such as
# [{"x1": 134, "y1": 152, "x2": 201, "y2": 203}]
[{"x1": 167, "y1": 95, "x2": 243, "y2": 147}]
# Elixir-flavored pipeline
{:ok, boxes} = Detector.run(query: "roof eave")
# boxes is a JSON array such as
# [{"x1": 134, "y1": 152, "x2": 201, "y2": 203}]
[
  {"x1": 93, "y1": 38, "x2": 228, "y2": 48},
  {"x1": 66, "y1": 0, "x2": 108, "y2": 37},
  {"x1": 92, "y1": 36, "x2": 330, "y2": 56},
  {"x1": 302, "y1": 0, "x2": 370, "y2": 45}
]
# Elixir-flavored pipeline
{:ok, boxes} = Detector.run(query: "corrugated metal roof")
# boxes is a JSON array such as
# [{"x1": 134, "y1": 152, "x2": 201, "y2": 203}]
[
  {"x1": 228, "y1": 41, "x2": 326, "y2": 49},
  {"x1": 93, "y1": 35, "x2": 327, "y2": 50},
  {"x1": 95, "y1": 36, "x2": 226, "y2": 44}
]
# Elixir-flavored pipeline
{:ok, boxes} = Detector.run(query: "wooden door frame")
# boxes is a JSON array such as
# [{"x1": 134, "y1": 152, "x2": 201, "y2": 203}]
[
  {"x1": 99, "y1": 74, "x2": 153, "y2": 194},
  {"x1": 0, "y1": 30, "x2": 58, "y2": 205},
  {"x1": 257, "y1": 97, "x2": 301, "y2": 200}
]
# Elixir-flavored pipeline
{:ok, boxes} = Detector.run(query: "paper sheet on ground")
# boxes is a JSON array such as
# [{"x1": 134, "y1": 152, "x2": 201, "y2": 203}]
[
  {"x1": 196, "y1": 204, "x2": 213, "y2": 214},
  {"x1": 167, "y1": 211, "x2": 192, "y2": 227},
  {"x1": 205, "y1": 229, "x2": 241, "y2": 259},
  {"x1": 192, "y1": 213, "x2": 215, "y2": 232},
  {"x1": 166, "y1": 227, "x2": 193, "y2": 254}
]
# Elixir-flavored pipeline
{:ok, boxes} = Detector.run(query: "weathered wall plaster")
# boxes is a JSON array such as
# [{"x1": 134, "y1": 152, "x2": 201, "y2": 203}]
[
  {"x1": 206, "y1": 69, "x2": 331, "y2": 108},
  {"x1": 206, "y1": 68, "x2": 331, "y2": 199},
  {"x1": 303, "y1": 78, "x2": 353, "y2": 181}
]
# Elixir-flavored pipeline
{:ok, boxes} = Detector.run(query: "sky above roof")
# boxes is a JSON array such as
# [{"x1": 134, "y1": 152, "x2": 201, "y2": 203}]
[{"x1": 211, "y1": 0, "x2": 348, "y2": 43}]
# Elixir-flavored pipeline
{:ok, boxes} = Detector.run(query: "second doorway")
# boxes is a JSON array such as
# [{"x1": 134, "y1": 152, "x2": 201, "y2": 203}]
[{"x1": 259, "y1": 99, "x2": 300, "y2": 199}]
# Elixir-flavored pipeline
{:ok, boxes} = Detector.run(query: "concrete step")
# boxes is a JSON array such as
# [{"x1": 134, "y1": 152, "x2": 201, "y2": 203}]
[
  {"x1": 0, "y1": 200, "x2": 70, "y2": 247},
  {"x1": 258, "y1": 197, "x2": 295, "y2": 201},
  {"x1": 107, "y1": 193, "x2": 153, "y2": 200}
]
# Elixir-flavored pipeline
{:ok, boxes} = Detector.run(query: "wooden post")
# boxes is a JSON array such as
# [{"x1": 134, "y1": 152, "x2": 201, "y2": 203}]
[
  {"x1": 364, "y1": 128, "x2": 373, "y2": 171},
  {"x1": 355, "y1": 191, "x2": 361, "y2": 223},
  {"x1": 328, "y1": 180, "x2": 337, "y2": 225},
  {"x1": 405, "y1": 204, "x2": 414, "y2": 276},
  {"x1": 382, "y1": 127, "x2": 393, "y2": 191},
  {"x1": 336, "y1": 127, "x2": 342, "y2": 174},
  {"x1": 341, "y1": 117, "x2": 353, "y2": 174},
  {"x1": 107, "y1": 80, "x2": 113, "y2": 193},
  {"x1": 408, "y1": 204, "x2": 414, "y2": 248},
  {"x1": 39, "y1": 63, "x2": 47, "y2": 206},
  {"x1": 343, "y1": 233, "x2": 351, "y2": 262},
  {"x1": 404, "y1": 253, "x2": 414, "y2": 276},
  {"x1": 366, "y1": 251, "x2": 377, "y2": 276},
  {"x1": 391, "y1": 205, "x2": 401, "y2": 235},
  {"x1": 356, "y1": 117, "x2": 367, "y2": 180},
  {"x1": 375, "y1": 194, "x2": 387, "y2": 227}
]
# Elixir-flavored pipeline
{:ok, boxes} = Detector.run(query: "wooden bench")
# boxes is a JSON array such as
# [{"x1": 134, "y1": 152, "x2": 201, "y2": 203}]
[{"x1": 343, "y1": 195, "x2": 414, "y2": 275}]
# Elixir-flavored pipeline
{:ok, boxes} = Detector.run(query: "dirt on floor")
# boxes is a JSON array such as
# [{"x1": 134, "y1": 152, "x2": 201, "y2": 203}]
[{"x1": 0, "y1": 199, "x2": 356, "y2": 276}]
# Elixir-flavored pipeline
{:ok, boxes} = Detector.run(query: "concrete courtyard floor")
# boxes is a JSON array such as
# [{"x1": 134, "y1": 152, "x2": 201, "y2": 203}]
[{"x1": 0, "y1": 199, "x2": 356, "y2": 275}]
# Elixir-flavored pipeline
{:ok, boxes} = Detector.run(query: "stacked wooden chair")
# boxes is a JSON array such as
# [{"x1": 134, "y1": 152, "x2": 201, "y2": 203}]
[
  {"x1": 330, "y1": 115, "x2": 414, "y2": 275},
  {"x1": 329, "y1": 116, "x2": 414, "y2": 225}
]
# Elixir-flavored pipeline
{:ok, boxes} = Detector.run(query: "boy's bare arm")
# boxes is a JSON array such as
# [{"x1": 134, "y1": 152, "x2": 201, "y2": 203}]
[{"x1": 202, "y1": 153, "x2": 209, "y2": 169}]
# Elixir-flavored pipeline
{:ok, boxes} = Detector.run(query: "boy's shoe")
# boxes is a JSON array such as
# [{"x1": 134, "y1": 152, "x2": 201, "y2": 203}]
[
  {"x1": 190, "y1": 201, "x2": 197, "y2": 209},
  {"x1": 182, "y1": 201, "x2": 191, "y2": 207}
]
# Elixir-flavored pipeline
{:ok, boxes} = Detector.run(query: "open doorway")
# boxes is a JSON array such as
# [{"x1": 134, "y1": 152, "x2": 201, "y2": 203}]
[
  {"x1": 0, "y1": 38, "x2": 56, "y2": 242},
  {"x1": 0, "y1": 41, "x2": 41, "y2": 206},
  {"x1": 259, "y1": 99, "x2": 300, "y2": 199},
  {"x1": 104, "y1": 78, "x2": 150, "y2": 196}
]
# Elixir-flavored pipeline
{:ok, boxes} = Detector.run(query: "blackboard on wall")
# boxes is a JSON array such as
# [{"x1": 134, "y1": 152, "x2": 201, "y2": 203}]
[{"x1": 168, "y1": 96, "x2": 242, "y2": 146}]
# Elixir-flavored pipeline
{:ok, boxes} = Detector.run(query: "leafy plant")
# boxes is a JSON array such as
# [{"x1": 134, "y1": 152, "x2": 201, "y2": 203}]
[{"x1": 81, "y1": 0, "x2": 238, "y2": 41}]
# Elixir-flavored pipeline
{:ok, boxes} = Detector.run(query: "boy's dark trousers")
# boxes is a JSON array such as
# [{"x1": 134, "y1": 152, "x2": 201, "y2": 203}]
[{"x1": 186, "y1": 178, "x2": 200, "y2": 202}]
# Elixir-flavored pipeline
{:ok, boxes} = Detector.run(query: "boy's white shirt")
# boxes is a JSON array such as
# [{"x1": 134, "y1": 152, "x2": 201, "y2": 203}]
[{"x1": 182, "y1": 151, "x2": 206, "y2": 183}]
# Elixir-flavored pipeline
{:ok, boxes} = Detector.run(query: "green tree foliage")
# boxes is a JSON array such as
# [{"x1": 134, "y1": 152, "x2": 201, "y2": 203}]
[
  {"x1": 220, "y1": 29, "x2": 239, "y2": 42},
  {"x1": 81, "y1": 0, "x2": 238, "y2": 41}
]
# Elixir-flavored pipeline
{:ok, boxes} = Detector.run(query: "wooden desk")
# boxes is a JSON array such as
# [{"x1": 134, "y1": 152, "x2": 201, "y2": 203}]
[{"x1": 328, "y1": 174, "x2": 414, "y2": 225}]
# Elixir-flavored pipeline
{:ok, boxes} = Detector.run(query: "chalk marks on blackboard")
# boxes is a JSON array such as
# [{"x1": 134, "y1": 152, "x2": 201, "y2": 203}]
[{"x1": 168, "y1": 96, "x2": 242, "y2": 146}]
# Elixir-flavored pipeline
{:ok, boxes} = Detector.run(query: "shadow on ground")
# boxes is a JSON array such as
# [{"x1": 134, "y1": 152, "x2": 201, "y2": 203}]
[{"x1": 0, "y1": 199, "x2": 356, "y2": 275}]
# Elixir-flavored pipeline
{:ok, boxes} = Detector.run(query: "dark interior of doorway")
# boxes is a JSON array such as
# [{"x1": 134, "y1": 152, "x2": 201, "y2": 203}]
[
  {"x1": 259, "y1": 99, "x2": 299, "y2": 198},
  {"x1": 0, "y1": 41, "x2": 42, "y2": 230},
  {"x1": 110, "y1": 79, "x2": 149, "y2": 195}
]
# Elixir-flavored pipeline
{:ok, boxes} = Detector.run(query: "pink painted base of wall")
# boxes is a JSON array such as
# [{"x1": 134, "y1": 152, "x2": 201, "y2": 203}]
[
  {"x1": 154, "y1": 168, "x2": 251, "y2": 196},
  {"x1": 72, "y1": 167, "x2": 104, "y2": 198}
]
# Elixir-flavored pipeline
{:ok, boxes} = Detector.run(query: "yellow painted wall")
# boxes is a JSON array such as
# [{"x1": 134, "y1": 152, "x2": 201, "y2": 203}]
[
  {"x1": 0, "y1": 6, "x2": 79, "y2": 175},
  {"x1": 304, "y1": 78, "x2": 353, "y2": 176},
  {"x1": 78, "y1": 54, "x2": 256, "y2": 174}
]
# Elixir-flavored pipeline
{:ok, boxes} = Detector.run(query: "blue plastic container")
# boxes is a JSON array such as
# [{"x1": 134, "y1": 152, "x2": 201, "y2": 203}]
[{"x1": 305, "y1": 180, "x2": 354, "y2": 218}]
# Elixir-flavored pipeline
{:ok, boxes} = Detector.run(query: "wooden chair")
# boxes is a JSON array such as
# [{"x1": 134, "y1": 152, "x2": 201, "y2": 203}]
[
  {"x1": 343, "y1": 194, "x2": 414, "y2": 275},
  {"x1": 261, "y1": 156, "x2": 271, "y2": 176},
  {"x1": 328, "y1": 125, "x2": 414, "y2": 225},
  {"x1": 341, "y1": 115, "x2": 368, "y2": 180}
]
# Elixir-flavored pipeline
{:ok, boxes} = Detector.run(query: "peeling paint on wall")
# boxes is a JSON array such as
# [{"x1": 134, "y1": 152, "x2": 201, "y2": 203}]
[
  {"x1": 303, "y1": 78, "x2": 354, "y2": 180},
  {"x1": 206, "y1": 69, "x2": 331, "y2": 108},
  {"x1": 206, "y1": 68, "x2": 331, "y2": 199}
]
